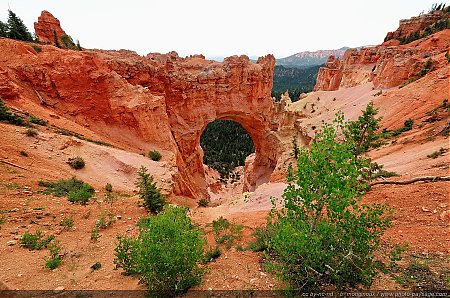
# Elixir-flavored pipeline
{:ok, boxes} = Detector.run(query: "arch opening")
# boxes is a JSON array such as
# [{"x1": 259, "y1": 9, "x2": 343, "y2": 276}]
[{"x1": 200, "y1": 119, "x2": 255, "y2": 184}]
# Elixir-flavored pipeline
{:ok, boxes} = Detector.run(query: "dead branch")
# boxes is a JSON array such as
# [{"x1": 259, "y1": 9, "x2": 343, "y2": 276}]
[
  {"x1": 34, "y1": 89, "x2": 47, "y2": 105},
  {"x1": 371, "y1": 176, "x2": 450, "y2": 186},
  {"x1": 0, "y1": 160, "x2": 28, "y2": 171}
]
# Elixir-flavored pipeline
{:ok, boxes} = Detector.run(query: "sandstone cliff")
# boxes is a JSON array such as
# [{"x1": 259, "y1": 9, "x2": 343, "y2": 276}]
[
  {"x1": 0, "y1": 26, "x2": 298, "y2": 200},
  {"x1": 314, "y1": 30, "x2": 450, "y2": 91}
]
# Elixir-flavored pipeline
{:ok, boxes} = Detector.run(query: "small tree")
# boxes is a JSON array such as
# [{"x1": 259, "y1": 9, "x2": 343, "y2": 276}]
[
  {"x1": 344, "y1": 102, "x2": 383, "y2": 156},
  {"x1": 53, "y1": 30, "x2": 60, "y2": 48},
  {"x1": 136, "y1": 166, "x2": 166, "y2": 213},
  {"x1": 6, "y1": 10, "x2": 33, "y2": 42},
  {"x1": 268, "y1": 114, "x2": 392, "y2": 290}
]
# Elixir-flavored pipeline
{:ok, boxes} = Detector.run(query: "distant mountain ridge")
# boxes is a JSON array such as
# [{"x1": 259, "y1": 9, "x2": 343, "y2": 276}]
[{"x1": 276, "y1": 47, "x2": 349, "y2": 68}]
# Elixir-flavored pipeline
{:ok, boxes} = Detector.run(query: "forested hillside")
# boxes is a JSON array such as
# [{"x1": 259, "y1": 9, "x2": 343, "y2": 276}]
[
  {"x1": 200, "y1": 120, "x2": 255, "y2": 178},
  {"x1": 271, "y1": 64, "x2": 321, "y2": 101}
]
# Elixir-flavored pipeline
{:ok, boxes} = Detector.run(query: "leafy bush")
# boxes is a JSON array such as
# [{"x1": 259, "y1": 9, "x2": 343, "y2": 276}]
[
  {"x1": 265, "y1": 115, "x2": 393, "y2": 291},
  {"x1": 148, "y1": 150, "x2": 162, "y2": 161},
  {"x1": 25, "y1": 128, "x2": 38, "y2": 137},
  {"x1": 114, "y1": 205, "x2": 205, "y2": 296},
  {"x1": 246, "y1": 226, "x2": 276, "y2": 252},
  {"x1": 136, "y1": 166, "x2": 166, "y2": 213},
  {"x1": 67, "y1": 156, "x2": 85, "y2": 169},
  {"x1": 20, "y1": 230, "x2": 55, "y2": 250},
  {"x1": 211, "y1": 216, "x2": 243, "y2": 249},
  {"x1": 45, "y1": 240, "x2": 62, "y2": 270},
  {"x1": 60, "y1": 217, "x2": 74, "y2": 230},
  {"x1": 39, "y1": 177, "x2": 94, "y2": 205},
  {"x1": 96, "y1": 210, "x2": 116, "y2": 229}
]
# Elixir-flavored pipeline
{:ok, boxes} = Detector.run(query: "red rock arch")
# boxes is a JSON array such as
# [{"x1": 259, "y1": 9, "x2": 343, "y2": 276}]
[{"x1": 163, "y1": 55, "x2": 279, "y2": 199}]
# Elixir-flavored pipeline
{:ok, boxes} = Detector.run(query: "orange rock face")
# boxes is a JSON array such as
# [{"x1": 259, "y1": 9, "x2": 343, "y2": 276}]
[
  {"x1": 34, "y1": 11, "x2": 69, "y2": 46},
  {"x1": 314, "y1": 30, "x2": 450, "y2": 91},
  {"x1": 0, "y1": 27, "x2": 286, "y2": 199},
  {"x1": 383, "y1": 10, "x2": 448, "y2": 43}
]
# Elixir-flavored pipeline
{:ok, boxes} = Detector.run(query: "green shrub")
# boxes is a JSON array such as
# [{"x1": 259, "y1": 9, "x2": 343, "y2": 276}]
[
  {"x1": 20, "y1": 230, "x2": 55, "y2": 250},
  {"x1": 67, "y1": 184, "x2": 93, "y2": 204},
  {"x1": 0, "y1": 98, "x2": 26, "y2": 126},
  {"x1": 266, "y1": 115, "x2": 393, "y2": 291},
  {"x1": 104, "y1": 191, "x2": 118, "y2": 206},
  {"x1": 45, "y1": 240, "x2": 62, "y2": 270},
  {"x1": 392, "y1": 119, "x2": 414, "y2": 136},
  {"x1": 67, "y1": 156, "x2": 85, "y2": 169},
  {"x1": 246, "y1": 226, "x2": 276, "y2": 252},
  {"x1": 203, "y1": 246, "x2": 221, "y2": 263},
  {"x1": 19, "y1": 150, "x2": 28, "y2": 157},
  {"x1": 60, "y1": 217, "x2": 74, "y2": 230},
  {"x1": 148, "y1": 150, "x2": 162, "y2": 161},
  {"x1": 114, "y1": 205, "x2": 205, "y2": 296},
  {"x1": 96, "y1": 210, "x2": 115, "y2": 229},
  {"x1": 136, "y1": 166, "x2": 166, "y2": 213},
  {"x1": 90, "y1": 226, "x2": 101, "y2": 243},
  {"x1": 211, "y1": 216, "x2": 242, "y2": 249},
  {"x1": 25, "y1": 128, "x2": 38, "y2": 137},
  {"x1": 29, "y1": 115, "x2": 47, "y2": 126},
  {"x1": 39, "y1": 177, "x2": 94, "y2": 204}
]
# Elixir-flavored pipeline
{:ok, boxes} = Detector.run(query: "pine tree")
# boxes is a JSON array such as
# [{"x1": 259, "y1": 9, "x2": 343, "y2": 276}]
[
  {"x1": 344, "y1": 102, "x2": 383, "y2": 156},
  {"x1": 7, "y1": 10, "x2": 33, "y2": 41},
  {"x1": 53, "y1": 30, "x2": 60, "y2": 48},
  {"x1": 135, "y1": 166, "x2": 166, "y2": 214},
  {"x1": 0, "y1": 21, "x2": 7, "y2": 37}
]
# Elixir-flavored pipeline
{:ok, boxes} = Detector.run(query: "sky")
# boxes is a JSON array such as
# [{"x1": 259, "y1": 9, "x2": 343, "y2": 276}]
[{"x1": 0, "y1": 0, "x2": 447, "y2": 59}]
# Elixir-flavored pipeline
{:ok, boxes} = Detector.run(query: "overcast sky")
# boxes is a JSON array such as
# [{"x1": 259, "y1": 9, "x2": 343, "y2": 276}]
[{"x1": 0, "y1": 0, "x2": 446, "y2": 59}]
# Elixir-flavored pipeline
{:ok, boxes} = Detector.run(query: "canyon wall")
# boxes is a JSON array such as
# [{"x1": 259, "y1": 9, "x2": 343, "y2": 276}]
[
  {"x1": 0, "y1": 33, "x2": 293, "y2": 199},
  {"x1": 315, "y1": 10, "x2": 449, "y2": 92},
  {"x1": 314, "y1": 30, "x2": 450, "y2": 91}
]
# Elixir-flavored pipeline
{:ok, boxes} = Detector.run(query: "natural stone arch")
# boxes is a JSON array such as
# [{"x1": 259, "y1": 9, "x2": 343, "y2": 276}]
[{"x1": 164, "y1": 55, "x2": 280, "y2": 199}]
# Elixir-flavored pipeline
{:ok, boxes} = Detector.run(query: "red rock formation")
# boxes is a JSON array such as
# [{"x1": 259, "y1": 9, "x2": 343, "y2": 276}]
[
  {"x1": 0, "y1": 32, "x2": 283, "y2": 199},
  {"x1": 34, "y1": 11, "x2": 69, "y2": 46},
  {"x1": 313, "y1": 56, "x2": 342, "y2": 91},
  {"x1": 383, "y1": 10, "x2": 448, "y2": 43},
  {"x1": 314, "y1": 30, "x2": 450, "y2": 91}
]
